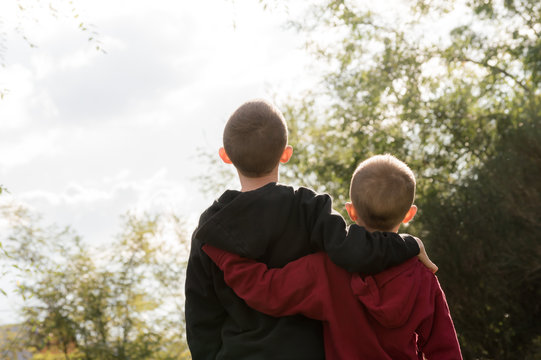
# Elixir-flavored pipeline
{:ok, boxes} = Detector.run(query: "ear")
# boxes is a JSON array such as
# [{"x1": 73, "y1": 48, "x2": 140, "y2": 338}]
[
  {"x1": 279, "y1": 145, "x2": 293, "y2": 163},
  {"x1": 219, "y1": 147, "x2": 232, "y2": 164},
  {"x1": 345, "y1": 202, "x2": 358, "y2": 222},
  {"x1": 402, "y1": 205, "x2": 418, "y2": 224}
]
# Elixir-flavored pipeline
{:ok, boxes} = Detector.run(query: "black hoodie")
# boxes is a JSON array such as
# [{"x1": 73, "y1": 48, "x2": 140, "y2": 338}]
[{"x1": 185, "y1": 183, "x2": 419, "y2": 360}]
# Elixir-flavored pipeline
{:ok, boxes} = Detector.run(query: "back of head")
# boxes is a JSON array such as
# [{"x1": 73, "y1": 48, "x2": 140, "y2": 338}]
[
  {"x1": 223, "y1": 99, "x2": 288, "y2": 178},
  {"x1": 350, "y1": 154, "x2": 416, "y2": 231}
]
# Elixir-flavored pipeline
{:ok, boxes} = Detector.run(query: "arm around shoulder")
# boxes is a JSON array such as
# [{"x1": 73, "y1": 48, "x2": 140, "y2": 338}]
[
  {"x1": 203, "y1": 244, "x2": 330, "y2": 321},
  {"x1": 298, "y1": 188, "x2": 420, "y2": 274}
]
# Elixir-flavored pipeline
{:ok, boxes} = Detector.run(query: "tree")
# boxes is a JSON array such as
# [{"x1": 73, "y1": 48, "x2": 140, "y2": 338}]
[
  {"x1": 1, "y1": 209, "x2": 191, "y2": 359},
  {"x1": 279, "y1": 0, "x2": 540, "y2": 214},
  {"x1": 0, "y1": 187, "x2": 14, "y2": 296},
  {"x1": 421, "y1": 122, "x2": 541, "y2": 359},
  {"x1": 262, "y1": 0, "x2": 540, "y2": 358}
]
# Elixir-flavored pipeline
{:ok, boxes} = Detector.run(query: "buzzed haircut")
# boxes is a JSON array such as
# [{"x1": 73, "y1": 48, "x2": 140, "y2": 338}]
[
  {"x1": 223, "y1": 100, "x2": 288, "y2": 178},
  {"x1": 350, "y1": 154, "x2": 416, "y2": 231}
]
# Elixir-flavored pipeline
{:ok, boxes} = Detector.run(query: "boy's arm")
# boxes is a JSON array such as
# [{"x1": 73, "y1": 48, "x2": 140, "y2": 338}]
[
  {"x1": 203, "y1": 244, "x2": 330, "y2": 321},
  {"x1": 417, "y1": 277, "x2": 463, "y2": 359},
  {"x1": 185, "y1": 238, "x2": 227, "y2": 360},
  {"x1": 301, "y1": 188, "x2": 421, "y2": 274}
]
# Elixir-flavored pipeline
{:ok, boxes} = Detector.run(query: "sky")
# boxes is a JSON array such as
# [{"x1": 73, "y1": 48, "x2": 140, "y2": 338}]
[
  {"x1": 0, "y1": 0, "x2": 465, "y2": 326},
  {"x1": 0, "y1": 0, "x2": 319, "y2": 325}
]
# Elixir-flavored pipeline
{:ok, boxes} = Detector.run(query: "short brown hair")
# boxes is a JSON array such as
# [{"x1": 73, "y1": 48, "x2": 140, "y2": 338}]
[
  {"x1": 350, "y1": 154, "x2": 416, "y2": 231},
  {"x1": 223, "y1": 100, "x2": 288, "y2": 177}
]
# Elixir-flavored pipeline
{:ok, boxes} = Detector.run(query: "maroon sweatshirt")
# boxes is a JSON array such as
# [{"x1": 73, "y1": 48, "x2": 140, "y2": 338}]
[{"x1": 204, "y1": 245, "x2": 462, "y2": 360}]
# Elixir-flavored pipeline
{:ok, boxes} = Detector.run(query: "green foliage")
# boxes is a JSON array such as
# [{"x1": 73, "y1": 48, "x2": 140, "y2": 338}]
[
  {"x1": 278, "y1": 0, "x2": 540, "y2": 218},
  {"x1": 421, "y1": 123, "x2": 541, "y2": 359},
  {"x1": 260, "y1": 0, "x2": 541, "y2": 357},
  {"x1": 0, "y1": 325, "x2": 33, "y2": 359},
  {"x1": 1, "y1": 210, "x2": 192, "y2": 359}
]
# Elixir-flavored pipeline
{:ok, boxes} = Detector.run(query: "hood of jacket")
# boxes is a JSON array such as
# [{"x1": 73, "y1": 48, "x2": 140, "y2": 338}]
[
  {"x1": 193, "y1": 182, "x2": 297, "y2": 260},
  {"x1": 350, "y1": 257, "x2": 422, "y2": 328}
]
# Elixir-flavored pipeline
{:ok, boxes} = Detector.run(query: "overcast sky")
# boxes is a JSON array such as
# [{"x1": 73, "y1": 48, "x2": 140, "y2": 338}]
[{"x1": 0, "y1": 0, "x2": 318, "y2": 325}]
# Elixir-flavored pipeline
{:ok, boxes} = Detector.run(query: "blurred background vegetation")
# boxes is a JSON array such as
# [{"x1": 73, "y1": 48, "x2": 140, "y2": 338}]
[
  {"x1": 1, "y1": 0, "x2": 540, "y2": 359},
  {"x1": 0, "y1": 202, "x2": 191, "y2": 359},
  {"x1": 278, "y1": 0, "x2": 541, "y2": 359}
]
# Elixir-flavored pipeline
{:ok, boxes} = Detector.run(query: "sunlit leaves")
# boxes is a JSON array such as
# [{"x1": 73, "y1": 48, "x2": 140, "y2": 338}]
[
  {"x1": 274, "y1": 0, "x2": 540, "y2": 217},
  {"x1": 270, "y1": 0, "x2": 541, "y2": 358},
  {"x1": 0, "y1": 209, "x2": 191, "y2": 359}
]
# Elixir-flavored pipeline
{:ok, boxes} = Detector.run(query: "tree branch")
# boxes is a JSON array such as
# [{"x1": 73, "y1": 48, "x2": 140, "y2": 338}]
[{"x1": 462, "y1": 57, "x2": 531, "y2": 94}]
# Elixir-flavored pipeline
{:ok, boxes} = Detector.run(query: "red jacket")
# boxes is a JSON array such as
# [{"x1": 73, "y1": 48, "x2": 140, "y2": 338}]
[{"x1": 204, "y1": 245, "x2": 462, "y2": 360}]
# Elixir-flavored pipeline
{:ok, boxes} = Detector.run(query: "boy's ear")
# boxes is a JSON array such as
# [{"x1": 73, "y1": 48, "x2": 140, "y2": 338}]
[
  {"x1": 345, "y1": 202, "x2": 358, "y2": 222},
  {"x1": 402, "y1": 205, "x2": 418, "y2": 224},
  {"x1": 219, "y1": 147, "x2": 232, "y2": 164},
  {"x1": 280, "y1": 145, "x2": 293, "y2": 163}
]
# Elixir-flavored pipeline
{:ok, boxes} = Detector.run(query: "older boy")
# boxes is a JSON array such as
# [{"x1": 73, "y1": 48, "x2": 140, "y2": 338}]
[
  {"x1": 185, "y1": 100, "x2": 435, "y2": 359},
  {"x1": 204, "y1": 154, "x2": 462, "y2": 359}
]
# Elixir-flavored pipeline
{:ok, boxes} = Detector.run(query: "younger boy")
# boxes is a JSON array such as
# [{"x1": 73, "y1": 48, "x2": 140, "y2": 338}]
[
  {"x1": 204, "y1": 154, "x2": 462, "y2": 359},
  {"x1": 185, "y1": 100, "x2": 435, "y2": 359}
]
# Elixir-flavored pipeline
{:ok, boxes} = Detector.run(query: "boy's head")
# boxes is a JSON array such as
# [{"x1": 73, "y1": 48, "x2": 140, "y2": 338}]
[
  {"x1": 346, "y1": 154, "x2": 417, "y2": 232},
  {"x1": 220, "y1": 100, "x2": 290, "y2": 178}
]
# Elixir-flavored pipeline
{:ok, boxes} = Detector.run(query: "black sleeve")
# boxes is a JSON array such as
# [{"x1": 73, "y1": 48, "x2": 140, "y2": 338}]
[
  {"x1": 185, "y1": 235, "x2": 226, "y2": 359},
  {"x1": 299, "y1": 188, "x2": 420, "y2": 274}
]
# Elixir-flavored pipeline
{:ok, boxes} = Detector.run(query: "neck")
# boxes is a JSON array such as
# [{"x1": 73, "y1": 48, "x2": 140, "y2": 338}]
[{"x1": 238, "y1": 168, "x2": 279, "y2": 192}]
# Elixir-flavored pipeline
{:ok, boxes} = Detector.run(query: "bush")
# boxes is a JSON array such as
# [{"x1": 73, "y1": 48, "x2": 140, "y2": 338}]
[{"x1": 421, "y1": 123, "x2": 541, "y2": 359}]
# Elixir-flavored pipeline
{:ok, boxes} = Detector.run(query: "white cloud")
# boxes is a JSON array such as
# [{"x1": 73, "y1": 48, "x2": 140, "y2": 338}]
[
  {"x1": 31, "y1": 53, "x2": 55, "y2": 80},
  {"x1": 0, "y1": 129, "x2": 61, "y2": 168},
  {"x1": 11, "y1": 166, "x2": 202, "y2": 243},
  {"x1": 59, "y1": 46, "x2": 103, "y2": 70},
  {"x1": 0, "y1": 0, "x2": 316, "y2": 324},
  {"x1": 0, "y1": 65, "x2": 36, "y2": 127},
  {"x1": 0, "y1": 0, "x2": 315, "y2": 222}
]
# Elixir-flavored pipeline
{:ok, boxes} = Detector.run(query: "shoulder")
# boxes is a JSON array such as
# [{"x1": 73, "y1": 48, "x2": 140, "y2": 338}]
[
  {"x1": 410, "y1": 260, "x2": 444, "y2": 297},
  {"x1": 271, "y1": 183, "x2": 332, "y2": 203},
  {"x1": 294, "y1": 186, "x2": 321, "y2": 197},
  {"x1": 404, "y1": 258, "x2": 438, "y2": 281},
  {"x1": 413, "y1": 259, "x2": 439, "y2": 280},
  {"x1": 197, "y1": 206, "x2": 216, "y2": 226},
  {"x1": 273, "y1": 184, "x2": 333, "y2": 213},
  {"x1": 196, "y1": 189, "x2": 239, "y2": 224},
  {"x1": 293, "y1": 186, "x2": 333, "y2": 206}
]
